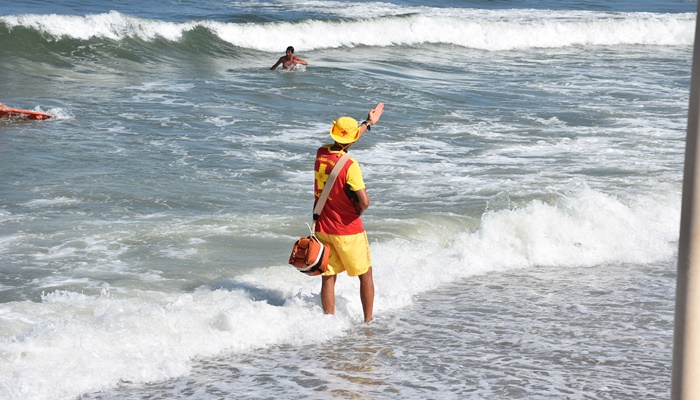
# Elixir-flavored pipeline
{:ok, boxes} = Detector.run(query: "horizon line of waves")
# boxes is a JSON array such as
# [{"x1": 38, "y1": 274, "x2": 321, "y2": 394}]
[{"x1": 0, "y1": 10, "x2": 693, "y2": 52}]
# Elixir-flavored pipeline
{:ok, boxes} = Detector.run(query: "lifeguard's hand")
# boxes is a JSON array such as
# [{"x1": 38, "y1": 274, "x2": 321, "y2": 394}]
[{"x1": 367, "y1": 102, "x2": 384, "y2": 125}]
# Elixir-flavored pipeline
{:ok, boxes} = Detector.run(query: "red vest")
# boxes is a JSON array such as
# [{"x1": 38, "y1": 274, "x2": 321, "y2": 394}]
[{"x1": 314, "y1": 146, "x2": 365, "y2": 235}]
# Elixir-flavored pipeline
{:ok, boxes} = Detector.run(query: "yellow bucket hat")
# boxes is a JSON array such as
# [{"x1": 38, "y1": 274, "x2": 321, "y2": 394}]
[{"x1": 330, "y1": 117, "x2": 360, "y2": 144}]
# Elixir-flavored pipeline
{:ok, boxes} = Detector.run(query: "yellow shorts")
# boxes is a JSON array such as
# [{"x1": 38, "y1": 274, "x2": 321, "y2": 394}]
[{"x1": 315, "y1": 231, "x2": 371, "y2": 277}]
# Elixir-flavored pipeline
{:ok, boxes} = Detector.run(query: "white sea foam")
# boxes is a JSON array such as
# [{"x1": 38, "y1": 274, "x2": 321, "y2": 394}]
[
  {"x1": 1, "y1": 9, "x2": 693, "y2": 51},
  {"x1": 0, "y1": 277, "x2": 348, "y2": 400},
  {"x1": 22, "y1": 197, "x2": 81, "y2": 208},
  {"x1": 1, "y1": 11, "x2": 194, "y2": 41},
  {"x1": 0, "y1": 188, "x2": 679, "y2": 400}
]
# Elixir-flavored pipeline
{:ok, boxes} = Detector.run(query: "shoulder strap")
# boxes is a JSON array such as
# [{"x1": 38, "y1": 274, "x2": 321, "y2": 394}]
[{"x1": 313, "y1": 152, "x2": 351, "y2": 221}]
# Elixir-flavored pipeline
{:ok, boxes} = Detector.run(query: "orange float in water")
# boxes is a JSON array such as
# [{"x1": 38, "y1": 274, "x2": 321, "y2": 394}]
[{"x1": 0, "y1": 107, "x2": 53, "y2": 120}]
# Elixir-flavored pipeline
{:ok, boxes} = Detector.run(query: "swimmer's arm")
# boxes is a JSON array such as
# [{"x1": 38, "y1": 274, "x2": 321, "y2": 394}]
[
  {"x1": 294, "y1": 56, "x2": 308, "y2": 66},
  {"x1": 270, "y1": 57, "x2": 284, "y2": 70}
]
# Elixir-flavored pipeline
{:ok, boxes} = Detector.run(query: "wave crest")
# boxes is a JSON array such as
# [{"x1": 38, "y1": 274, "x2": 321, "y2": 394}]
[{"x1": 1, "y1": 10, "x2": 694, "y2": 51}]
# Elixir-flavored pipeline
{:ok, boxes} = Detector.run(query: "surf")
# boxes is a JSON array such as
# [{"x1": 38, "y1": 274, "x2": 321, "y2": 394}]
[
  {"x1": 0, "y1": 186, "x2": 680, "y2": 400},
  {"x1": 0, "y1": 10, "x2": 694, "y2": 53}
]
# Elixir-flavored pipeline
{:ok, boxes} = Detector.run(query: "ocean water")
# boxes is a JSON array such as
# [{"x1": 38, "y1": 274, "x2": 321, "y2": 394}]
[{"x1": 0, "y1": 0, "x2": 694, "y2": 399}]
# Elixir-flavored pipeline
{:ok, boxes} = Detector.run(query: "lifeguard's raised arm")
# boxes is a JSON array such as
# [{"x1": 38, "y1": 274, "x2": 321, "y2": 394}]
[
  {"x1": 367, "y1": 102, "x2": 384, "y2": 124},
  {"x1": 356, "y1": 102, "x2": 385, "y2": 138}
]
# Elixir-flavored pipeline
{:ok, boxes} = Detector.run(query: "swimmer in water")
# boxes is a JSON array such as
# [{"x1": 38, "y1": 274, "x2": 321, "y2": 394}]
[{"x1": 270, "y1": 46, "x2": 309, "y2": 70}]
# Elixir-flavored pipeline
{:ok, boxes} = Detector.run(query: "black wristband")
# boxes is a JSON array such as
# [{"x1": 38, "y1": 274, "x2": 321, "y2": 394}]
[{"x1": 362, "y1": 121, "x2": 371, "y2": 131}]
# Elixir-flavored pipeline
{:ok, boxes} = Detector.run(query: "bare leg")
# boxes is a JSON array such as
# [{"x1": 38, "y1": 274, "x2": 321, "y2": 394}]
[
  {"x1": 358, "y1": 267, "x2": 374, "y2": 323},
  {"x1": 321, "y1": 274, "x2": 337, "y2": 315}
]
